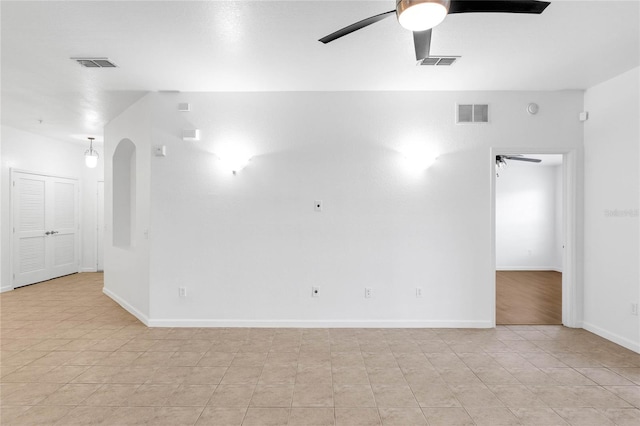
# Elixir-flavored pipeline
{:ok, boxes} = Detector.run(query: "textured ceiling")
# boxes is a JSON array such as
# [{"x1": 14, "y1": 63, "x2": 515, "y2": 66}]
[{"x1": 1, "y1": 0, "x2": 639, "y2": 143}]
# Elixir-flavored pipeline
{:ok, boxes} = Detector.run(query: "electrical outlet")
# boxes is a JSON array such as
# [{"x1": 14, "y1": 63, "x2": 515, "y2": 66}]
[
  {"x1": 632, "y1": 302, "x2": 638, "y2": 316},
  {"x1": 312, "y1": 286, "x2": 320, "y2": 297},
  {"x1": 416, "y1": 287, "x2": 423, "y2": 298},
  {"x1": 178, "y1": 287, "x2": 187, "y2": 298},
  {"x1": 364, "y1": 287, "x2": 372, "y2": 299}
]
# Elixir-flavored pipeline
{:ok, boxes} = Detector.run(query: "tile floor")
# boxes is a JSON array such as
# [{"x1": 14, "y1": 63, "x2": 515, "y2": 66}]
[{"x1": 1, "y1": 273, "x2": 639, "y2": 425}]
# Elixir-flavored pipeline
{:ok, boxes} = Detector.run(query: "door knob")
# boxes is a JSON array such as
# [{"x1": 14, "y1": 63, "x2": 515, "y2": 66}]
[
  {"x1": 51, "y1": 231, "x2": 59, "y2": 235},
  {"x1": 45, "y1": 231, "x2": 51, "y2": 235}
]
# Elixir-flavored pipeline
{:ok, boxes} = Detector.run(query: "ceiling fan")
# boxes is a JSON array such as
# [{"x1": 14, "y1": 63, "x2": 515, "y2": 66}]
[
  {"x1": 496, "y1": 154, "x2": 542, "y2": 176},
  {"x1": 319, "y1": 0, "x2": 551, "y2": 62}
]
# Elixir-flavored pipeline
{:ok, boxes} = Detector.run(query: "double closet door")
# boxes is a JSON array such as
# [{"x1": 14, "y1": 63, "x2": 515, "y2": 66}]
[{"x1": 12, "y1": 171, "x2": 79, "y2": 288}]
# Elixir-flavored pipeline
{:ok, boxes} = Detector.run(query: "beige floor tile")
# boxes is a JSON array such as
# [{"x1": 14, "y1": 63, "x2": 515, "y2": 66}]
[
  {"x1": 1, "y1": 365, "x2": 55, "y2": 382},
  {"x1": 572, "y1": 385, "x2": 632, "y2": 407},
  {"x1": 39, "y1": 383, "x2": 102, "y2": 405},
  {"x1": 9, "y1": 405, "x2": 74, "y2": 425},
  {"x1": 53, "y1": 406, "x2": 117, "y2": 425},
  {"x1": 448, "y1": 384, "x2": 504, "y2": 408},
  {"x1": 242, "y1": 407, "x2": 290, "y2": 425},
  {"x1": 71, "y1": 365, "x2": 121, "y2": 383},
  {"x1": 473, "y1": 366, "x2": 520, "y2": 385},
  {"x1": 604, "y1": 385, "x2": 640, "y2": 407},
  {"x1": 488, "y1": 384, "x2": 548, "y2": 408},
  {"x1": 209, "y1": 384, "x2": 255, "y2": 407},
  {"x1": 221, "y1": 366, "x2": 262, "y2": 385},
  {"x1": 288, "y1": 407, "x2": 335, "y2": 425},
  {"x1": 250, "y1": 384, "x2": 294, "y2": 407},
  {"x1": 422, "y1": 407, "x2": 474, "y2": 425},
  {"x1": 196, "y1": 407, "x2": 247, "y2": 425},
  {"x1": 332, "y1": 367, "x2": 370, "y2": 385},
  {"x1": 65, "y1": 350, "x2": 111, "y2": 366},
  {"x1": 466, "y1": 407, "x2": 520, "y2": 425},
  {"x1": 333, "y1": 384, "x2": 376, "y2": 407},
  {"x1": 128, "y1": 383, "x2": 180, "y2": 406},
  {"x1": 599, "y1": 407, "x2": 640, "y2": 426},
  {"x1": 230, "y1": 352, "x2": 267, "y2": 367},
  {"x1": 186, "y1": 366, "x2": 228, "y2": 384},
  {"x1": 0, "y1": 382, "x2": 61, "y2": 405},
  {"x1": 96, "y1": 350, "x2": 143, "y2": 366},
  {"x1": 553, "y1": 407, "x2": 615, "y2": 425},
  {"x1": 297, "y1": 364, "x2": 332, "y2": 384},
  {"x1": 292, "y1": 383, "x2": 334, "y2": 407},
  {"x1": 378, "y1": 407, "x2": 427, "y2": 425},
  {"x1": 367, "y1": 367, "x2": 408, "y2": 386},
  {"x1": 198, "y1": 351, "x2": 236, "y2": 367},
  {"x1": 410, "y1": 383, "x2": 461, "y2": 408},
  {"x1": 38, "y1": 365, "x2": 90, "y2": 383},
  {"x1": 0, "y1": 405, "x2": 32, "y2": 423},
  {"x1": 131, "y1": 351, "x2": 174, "y2": 366},
  {"x1": 576, "y1": 368, "x2": 636, "y2": 386},
  {"x1": 109, "y1": 366, "x2": 157, "y2": 383},
  {"x1": 510, "y1": 407, "x2": 569, "y2": 425},
  {"x1": 259, "y1": 365, "x2": 297, "y2": 385},
  {"x1": 529, "y1": 385, "x2": 586, "y2": 407},
  {"x1": 83, "y1": 383, "x2": 139, "y2": 406},
  {"x1": 371, "y1": 385, "x2": 419, "y2": 407},
  {"x1": 335, "y1": 408, "x2": 381, "y2": 425},
  {"x1": 610, "y1": 367, "x2": 640, "y2": 385},
  {"x1": 148, "y1": 366, "x2": 192, "y2": 384}
]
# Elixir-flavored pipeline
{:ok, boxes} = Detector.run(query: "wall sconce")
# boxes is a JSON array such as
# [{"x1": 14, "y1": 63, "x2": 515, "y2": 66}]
[
  {"x1": 399, "y1": 146, "x2": 438, "y2": 173},
  {"x1": 84, "y1": 137, "x2": 99, "y2": 168}
]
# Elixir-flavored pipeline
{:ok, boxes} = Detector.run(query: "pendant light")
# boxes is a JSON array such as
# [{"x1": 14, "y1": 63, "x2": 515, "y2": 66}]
[{"x1": 84, "y1": 137, "x2": 99, "y2": 168}]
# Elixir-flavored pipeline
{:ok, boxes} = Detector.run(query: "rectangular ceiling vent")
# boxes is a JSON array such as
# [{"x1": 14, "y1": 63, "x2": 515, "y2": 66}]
[
  {"x1": 457, "y1": 104, "x2": 489, "y2": 124},
  {"x1": 419, "y1": 56, "x2": 459, "y2": 66},
  {"x1": 72, "y1": 58, "x2": 117, "y2": 68}
]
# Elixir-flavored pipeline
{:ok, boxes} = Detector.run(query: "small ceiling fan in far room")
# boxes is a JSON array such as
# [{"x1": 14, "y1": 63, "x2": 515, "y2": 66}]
[
  {"x1": 319, "y1": 0, "x2": 551, "y2": 64},
  {"x1": 495, "y1": 154, "x2": 542, "y2": 177}
]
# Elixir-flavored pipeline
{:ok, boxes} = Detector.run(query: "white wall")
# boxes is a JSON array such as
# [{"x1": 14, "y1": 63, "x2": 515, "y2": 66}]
[
  {"x1": 103, "y1": 96, "x2": 152, "y2": 323},
  {"x1": 106, "y1": 90, "x2": 584, "y2": 327},
  {"x1": 496, "y1": 162, "x2": 562, "y2": 270},
  {"x1": 0, "y1": 126, "x2": 104, "y2": 291},
  {"x1": 583, "y1": 67, "x2": 640, "y2": 352}
]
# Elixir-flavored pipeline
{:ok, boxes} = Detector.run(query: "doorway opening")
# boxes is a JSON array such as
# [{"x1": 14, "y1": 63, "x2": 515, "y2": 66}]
[{"x1": 492, "y1": 152, "x2": 574, "y2": 326}]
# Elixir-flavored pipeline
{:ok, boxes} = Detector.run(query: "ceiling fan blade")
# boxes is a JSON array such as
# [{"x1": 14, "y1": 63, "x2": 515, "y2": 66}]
[
  {"x1": 504, "y1": 156, "x2": 542, "y2": 163},
  {"x1": 413, "y1": 29, "x2": 432, "y2": 61},
  {"x1": 319, "y1": 10, "x2": 395, "y2": 44},
  {"x1": 449, "y1": 0, "x2": 550, "y2": 15}
]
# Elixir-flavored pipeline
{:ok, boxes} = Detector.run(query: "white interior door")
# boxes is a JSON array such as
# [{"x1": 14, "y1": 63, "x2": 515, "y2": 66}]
[
  {"x1": 97, "y1": 181, "x2": 104, "y2": 271},
  {"x1": 12, "y1": 171, "x2": 79, "y2": 288}
]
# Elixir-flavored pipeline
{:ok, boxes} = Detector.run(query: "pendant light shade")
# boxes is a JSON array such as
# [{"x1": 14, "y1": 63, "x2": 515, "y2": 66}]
[
  {"x1": 396, "y1": 0, "x2": 450, "y2": 32},
  {"x1": 84, "y1": 137, "x2": 99, "y2": 168}
]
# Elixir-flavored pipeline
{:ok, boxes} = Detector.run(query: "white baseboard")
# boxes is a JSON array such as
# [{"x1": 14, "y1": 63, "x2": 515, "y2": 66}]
[
  {"x1": 102, "y1": 287, "x2": 149, "y2": 326},
  {"x1": 497, "y1": 266, "x2": 563, "y2": 272},
  {"x1": 80, "y1": 267, "x2": 98, "y2": 273},
  {"x1": 146, "y1": 319, "x2": 494, "y2": 329},
  {"x1": 582, "y1": 321, "x2": 640, "y2": 354},
  {"x1": 0, "y1": 285, "x2": 13, "y2": 293}
]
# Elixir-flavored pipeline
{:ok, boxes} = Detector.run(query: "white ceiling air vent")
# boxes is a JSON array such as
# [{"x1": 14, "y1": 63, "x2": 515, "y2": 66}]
[
  {"x1": 72, "y1": 58, "x2": 117, "y2": 68},
  {"x1": 419, "y1": 56, "x2": 459, "y2": 66},
  {"x1": 457, "y1": 104, "x2": 489, "y2": 123}
]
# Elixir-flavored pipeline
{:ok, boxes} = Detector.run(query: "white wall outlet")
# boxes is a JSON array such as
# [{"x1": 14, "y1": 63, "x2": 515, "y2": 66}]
[
  {"x1": 364, "y1": 287, "x2": 372, "y2": 299},
  {"x1": 154, "y1": 145, "x2": 167, "y2": 157},
  {"x1": 312, "y1": 286, "x2": 320, "y2": 297},
  {"x1": 416, "y1": 287, "x2": 423, "y2": 298},
  {"x1": 178, "y1": 287, "x2": 187, "y2": 298},
  {"x1": 632, "y1": 302, "x2": 638, "y2": 316},
  {"x1": 314, "y1": 200, "x2": 322, "y2": 212}
]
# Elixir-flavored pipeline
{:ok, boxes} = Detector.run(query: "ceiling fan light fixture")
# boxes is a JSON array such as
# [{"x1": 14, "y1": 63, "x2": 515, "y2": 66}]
[{"x1": 396, "y1": 0, "x2": 450, "y2": 32}]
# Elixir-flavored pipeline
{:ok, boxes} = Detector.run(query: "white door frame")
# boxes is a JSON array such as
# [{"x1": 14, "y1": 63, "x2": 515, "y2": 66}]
[
  {"x1": 490, "y1": 148, "x2": 579, "y2": 328},
  {"x1": 10, "y1": 168, "x2": 80, "y2": 290}
]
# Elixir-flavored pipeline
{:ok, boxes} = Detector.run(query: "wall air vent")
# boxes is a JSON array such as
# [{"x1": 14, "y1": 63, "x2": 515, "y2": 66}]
[
  {"x1": 72, "y1": 58, "x2": 117, "y2": 68},
  {"x1": 419, "y1": 56, "x2": 459, "y2": 66},
  {"x1": 457, "y1": 104, "x2": 489, "y2": 123}
]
